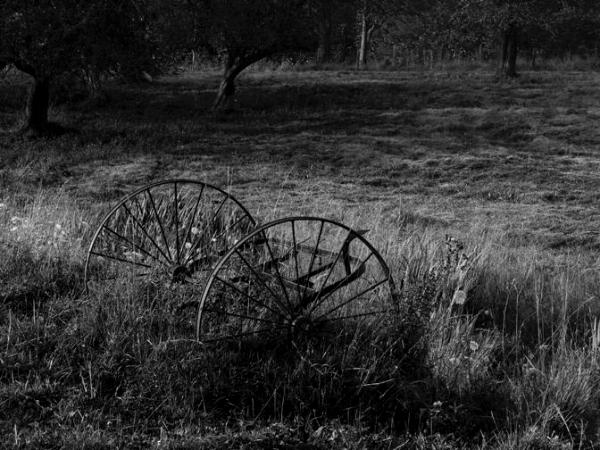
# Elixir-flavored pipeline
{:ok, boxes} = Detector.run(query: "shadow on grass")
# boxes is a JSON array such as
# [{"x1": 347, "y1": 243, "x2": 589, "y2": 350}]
[
  {"x1": 2, "y1": 70, "x2": 599, "y2": 246},
  {"x1": 0, "y1": 74, "x2": 516, "y2": 133}
]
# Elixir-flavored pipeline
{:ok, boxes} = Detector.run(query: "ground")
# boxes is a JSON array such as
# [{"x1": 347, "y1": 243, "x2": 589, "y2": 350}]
[
  {"x1": 2, "y1": 68, "x2": 600, "y2": 448},
  {"x1": 4, "y1": 69, "x2": 600, "y2": 249}
]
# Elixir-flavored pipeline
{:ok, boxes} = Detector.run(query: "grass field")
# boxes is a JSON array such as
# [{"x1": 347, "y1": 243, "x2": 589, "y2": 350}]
[{"x1": 3, "y1": 68, "x2": 600, "y2": 448}]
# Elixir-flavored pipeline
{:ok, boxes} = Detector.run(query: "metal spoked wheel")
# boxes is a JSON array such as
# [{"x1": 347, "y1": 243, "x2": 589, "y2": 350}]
[
  {"x1": 85, "y1": 180, "x2": 256, "y2": 294},
  {"x1": 196, "y1": 217, "x2": 399, "y2": 344}
]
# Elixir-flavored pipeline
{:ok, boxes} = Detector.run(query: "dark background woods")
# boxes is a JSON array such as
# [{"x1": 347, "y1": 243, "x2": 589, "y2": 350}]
[{"x1": 2, "y1": 0, "x2": 600, "y2": 134}]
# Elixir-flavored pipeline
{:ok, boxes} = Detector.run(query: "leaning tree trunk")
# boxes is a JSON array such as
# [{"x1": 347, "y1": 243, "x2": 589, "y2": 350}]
[
  {"x1": 213, "y1": 53, "x2": 266, "y2": 111},
  {"x1": 213, "y1": 70, "x2": 237, "y2": 111},
  {"x1": 25, "y1": 77, "x2": 50, "y2": 133}
]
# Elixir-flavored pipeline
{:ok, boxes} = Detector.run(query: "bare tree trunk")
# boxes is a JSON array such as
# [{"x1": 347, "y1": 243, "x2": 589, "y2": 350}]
[
  {"x1": 339, "y1": 19, "x2": 354, "y2": 62},
  {"x1": 357, "y1": 3, "x2": 368, "y2": 70},
  {"x1": 500, "y1": 24, "x2": 519, "y2": 77},
  {"x1": 316, "y1": 27, "x2": 332, "y2": 65},
  {"x1": 499, "y1": 30, "x2": 509, "y2": 72},
  {"x1": 316, "y1": 6, "x2": 332, "y2": 65},
  {"x1": 213, "y1": 53, "x2": 265, "y2": 110},
  {"x1": 507, "y1": 27, "x2": 518, "y2": 76},
  {"x1": 529, "y1": 48, "x2": 537, "y2": 68},
  {"x1": 214, "y1": 68, "x2": 238, "y2": 111},
  {"x1": 25, "y1": 77, "x2": 50, "y2": 133}
]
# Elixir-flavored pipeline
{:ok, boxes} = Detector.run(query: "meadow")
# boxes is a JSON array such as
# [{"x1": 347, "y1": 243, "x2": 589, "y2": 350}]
[{"x1": 2, "y1": 66, "x2": 600, "y2": 448}]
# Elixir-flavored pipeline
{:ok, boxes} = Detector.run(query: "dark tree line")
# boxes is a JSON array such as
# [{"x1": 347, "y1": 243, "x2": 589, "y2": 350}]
[
  {"x1": 383, "y1": 0, "x2": 600, "y2": 76},
  {"x1": 2, "y1": 0, "x2": 600, "y2": 134},
  {"x1": 0, "y1": 0, "x2": 157, "y2": 134}
]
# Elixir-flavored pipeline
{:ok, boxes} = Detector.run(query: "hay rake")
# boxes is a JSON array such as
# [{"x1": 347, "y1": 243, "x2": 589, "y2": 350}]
[{"x1": 86, "y1": 180, "x2": 399, "y2": 344}]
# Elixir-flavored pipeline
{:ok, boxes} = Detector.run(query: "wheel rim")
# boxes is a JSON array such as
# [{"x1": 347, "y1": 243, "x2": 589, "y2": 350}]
[
  {"x1": 196, "y1": 217, "x2": 399, "y2": 344},
  {"x1": 85, "y1": 180, "x2": 256, "y2": 294}
]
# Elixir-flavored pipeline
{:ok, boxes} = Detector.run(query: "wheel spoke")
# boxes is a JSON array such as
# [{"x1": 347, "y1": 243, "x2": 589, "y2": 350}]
[
  {"x1": 291, "y1": 221, "x2": 302, "y2": 300},
  {"x1": 182, "y1": 195, "x2": 230, "y2": 264},
  {"x1": 102, "y1": 224, "x2": 167, "y2": 266},
  {"x1": 311, "y1": 278, "x2": 389, "y2": 323},
  {"x1": 214, "y1": 276, "x2": 285, "y2": 319},
  {"x1": 233, "y1": 248, "x2": 290, "y2": 314},
  {"x1": 182, "y1": 212, "x2": 249, "y2": 267},
  {"x1": 145, "y1": 189, "x2": 174, "y2": 263},
  {"x1": 305, "y1": 229, "x2": 352, "y2": 312},
  {"x1": 173, "y1": 181, "x2": 181, "y2": 264},
  {"x1": 130, "y1": 194, "x2": 154, "y2": 252},
  {"x1": 90, "y1": 251, "x2": 154, "y2": 269},
  {"x1": 210, "y1": 213, "x2": 252, "y2": 244},
  {"x1": 307, "y1": 251, "x2": 375, "y2": 316},
  {"x1": 181, "y1": 184, "x2": 205, "y2": 259},
  {"x1": 301, "y1": 220, "x2": 324, "y2": 303},
  {"x1": 261, "y1": 230, "x2": 293, "y2": 312},
  {"x1": 210, "y1": 195, "x2": 230, "y2": 227},
  {"x1": 120, "y1": 202, "x2": 173, "y2": 265}
]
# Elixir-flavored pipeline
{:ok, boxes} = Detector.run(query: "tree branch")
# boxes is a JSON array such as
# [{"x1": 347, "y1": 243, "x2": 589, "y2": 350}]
[{"x1": 12, "y1": 59, "x2": 37, "y2": 78}]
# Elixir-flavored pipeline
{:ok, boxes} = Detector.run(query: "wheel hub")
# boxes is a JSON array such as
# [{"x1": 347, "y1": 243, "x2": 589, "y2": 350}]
[
  {"x1": 289, "y1": 315, "x2": 314, "y2": 335},
  {"x1": 172, "y1": 265, "x2": 191, "y2": 283}
]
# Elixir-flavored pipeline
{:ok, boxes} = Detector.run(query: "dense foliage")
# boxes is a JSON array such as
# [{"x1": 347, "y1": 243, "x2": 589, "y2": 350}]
[
  {"x1": 307, "y1": 0, "x2": 600, "y2": 73},
  {"x1": 193, "y1": 0, "x2": 317, "y2": 108},
  {"x1": 380, "y1": 0, "x2": 600, "y2": 74},
  {"x1": 0, "y1": 0, "x2": 157, "y2": 133},
  {"x1": 2, "y1": 0, "x2": 600, "y2": 128}
]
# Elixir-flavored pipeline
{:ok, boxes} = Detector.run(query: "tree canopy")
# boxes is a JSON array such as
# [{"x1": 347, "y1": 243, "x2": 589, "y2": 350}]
[
  {"x1": 3, "y1": 0, "x2": 600, "y2": 132},
  {"x1": 386, "y1": 0, "x2": 600, "y2": 75},
  {"x1": 0, "y1": 0, "x2": 157, "y2": 133},
  {"x1": 188, "y1": 0, "x2": 317, "y2": 108}
]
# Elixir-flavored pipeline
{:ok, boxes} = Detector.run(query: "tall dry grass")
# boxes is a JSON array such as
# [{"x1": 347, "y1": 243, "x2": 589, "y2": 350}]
[{"x1": 2, "y1": 187, "x2": 600, "y2": 447}]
